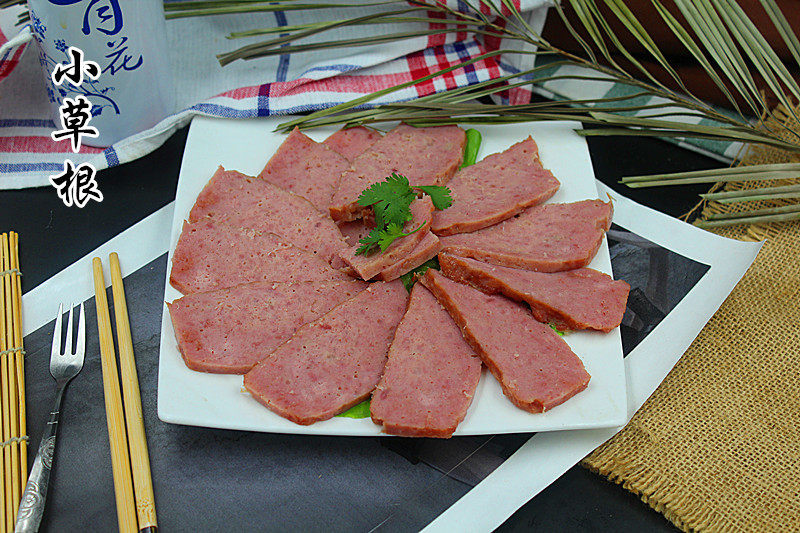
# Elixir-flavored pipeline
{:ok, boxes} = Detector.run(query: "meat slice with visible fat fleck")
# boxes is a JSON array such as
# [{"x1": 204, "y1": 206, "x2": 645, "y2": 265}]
[
  {"x1": 338, "y1": 196, "x2": 435, "y2": 280},
  {"x1": 168, "y1": 280, "x2": 368, "y2": 374},
  {"x1": 431, "y1": 137, "x2": 560, "y2": 236},
  {"x1": 439, "y1": 253, "x2": 630, "y2": 332},
  {"x1": 371, "y1": 284, "x2": 481, "y2": 437},
  {"x1": 330, "y1": 124, "x2": 465, "y2": 222},
  {"x1": 377, "y1": 232, "x2": 441, "y2": 282},
  {"x1": 170, "y1": 218, "x2": 351, "y2": 294},
  {"x1": 440, "y1": 199, "x2": 613, "y2": 272},
  {"x1": 257, "y1": 127, "x2": 351, "y2": 212},
  {"x1": 421, "y1": 269, "x2": 590, "y2": 413},
  {"x1": 323, "y1": 126, "x2": 382, "y2": 161},
  {"x1": 243, "y1": 281, "x2": 409, "y2": 425},
  {"x1": 189, "y1": 166, "x2": 347, "y2": 265}
]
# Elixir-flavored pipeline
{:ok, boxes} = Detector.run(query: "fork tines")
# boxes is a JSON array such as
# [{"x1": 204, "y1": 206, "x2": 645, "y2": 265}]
[{"x1": 51, "y1": 303, "x2": 86, "y2": 366}]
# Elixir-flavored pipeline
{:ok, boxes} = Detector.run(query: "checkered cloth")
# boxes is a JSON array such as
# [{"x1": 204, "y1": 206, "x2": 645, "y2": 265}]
[{"x1": 0, "y1": 2, "x2": 737, "y2": 190}]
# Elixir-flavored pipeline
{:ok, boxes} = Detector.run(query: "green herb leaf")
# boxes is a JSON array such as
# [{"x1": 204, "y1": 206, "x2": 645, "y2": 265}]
[
  {"x1": 415, "y1": 185, "x2": 454, "y2": 210},
  {"x1": 375, "y1": 194, "x2": 415, "y2": 227},
  {"x1": 379, "y1": 223, "x2": 406, "y2": 251},
  {"x1": 355, "y1": 222, "x2": 424, "y2": 256},
  {"x1": 550, "y1": 324, "x2": 566, "y2": 336},
  {"x1": 400, "y1": 257, "x2": 440, "y2": 292},
  {"x1": 355, "y1": 226, "x2": 384, "y2": 256},
  {"x1": 357, "y1": 172, "x2": 412, "y2": 207},
  {"x1": 336, "y1": 399, "x2": 371, "y2": 419}
]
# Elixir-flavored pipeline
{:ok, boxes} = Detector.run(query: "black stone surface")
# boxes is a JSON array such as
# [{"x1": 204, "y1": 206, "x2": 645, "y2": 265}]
[{"x1": 0, "y1": 124, "x2": 721, "y2": 532}]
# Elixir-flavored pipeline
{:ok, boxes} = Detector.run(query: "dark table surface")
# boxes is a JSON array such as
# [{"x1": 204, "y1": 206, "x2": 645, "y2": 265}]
[{"x1": 0, "y1": 124, "x2": 718, "y2": 532}]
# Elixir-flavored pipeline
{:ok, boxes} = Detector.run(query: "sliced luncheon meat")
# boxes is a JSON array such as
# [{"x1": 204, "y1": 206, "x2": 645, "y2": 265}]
[
  {"x1": 330, "y1": 124, "x2": 465, "y2": 222},
  {"x1": 439, "y1": 254, "x2": 630, "y2": 332},
  {"x1": 440, "y1": 199, "x2": 613, "y2": 272},
  {"x1": 338, "y1": 219, "x2": 440, "y2": 281},
  {"x1": 431, "y1": 137, "x2": 560, "y2": 236},
  {"x1": 371, "y1": 284, "x2": 481, "y2": 438},
  {"x1": 421, "y1": 269, "x2": 590, "y2": 413},
  {"x1": 168, "y1": 280, "x2": 367, "y2": 374},
  {"x1": 170, "y1": 219, "x2": 351, "y2": 294},
  {"x1": 244, "y1": 280, "x2": 409, "y2": 425},
  {"x1": 378, "y1": 231, "x2": 441, "y2": 282},
  {"x1": 257, "y1": 127, "x2": 351, "y2": 212},
  {"x1": 188, "y1": 166, "x2": 347, "y2": 265},
  {"x1": 323, "y1": 126, "x2": 382, "y2": 161},
  {"x1": 337, "y1": 219, "x2": 373, "y2": 247},
  {"x1": 338, "y1": 196, "x2": 435, "y2": 281}
]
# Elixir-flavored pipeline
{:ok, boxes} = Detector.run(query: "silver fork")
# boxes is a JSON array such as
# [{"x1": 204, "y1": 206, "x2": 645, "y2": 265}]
[{"x1": 15, "y1": 303, "x2": 86, "y2": 533}]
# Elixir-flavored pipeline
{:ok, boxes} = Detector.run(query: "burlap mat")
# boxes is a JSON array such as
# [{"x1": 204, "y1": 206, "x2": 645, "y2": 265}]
[{"x1": 581, "y1": 106, "x2": 800, "y2": 532}]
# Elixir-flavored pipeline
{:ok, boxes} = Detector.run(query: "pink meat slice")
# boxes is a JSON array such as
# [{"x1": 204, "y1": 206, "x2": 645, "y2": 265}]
[
  {"x1": 323, "y1": 126, "x2": 382, "y2": 161},
  {"x1": 243, "y1": 281, "x2": 409, "y2": 425},
  {"x1": 439, "y1": 253, "x2": 630, "y2": 332},
  {"x1": 188, "y1": 166, "x2": 347, "y2": 265},
  {"x1": 330, "y1": 124, "x2": 465, "y2": 222},
  {"x1": 371, "y1": 284, "x2": 481, "y2": 438},
  {"x1": 337, "y1": 219, "x2": 373, "y2": 247},
  {"x1": 257, "y1": 127, "x2": 351, "y2": 212},
  {"x1": 377, "y1": 232, "x2": 441, "y2": 282},
  {"x1": 338, "y1": 219, "x2": 440, "y2": 281},
  {"x1": 440, "y1": 199, "x2": 613, "y2": 272},
  {"x1": 370, "y1": 283, "x2": 481, "y2": 438},
  {"x1": 431, "y1": 137, "x2": 560, "y2": 236},
  {"x1": 421, "y1": 269, "x2": 590, "y2": 413},
  {"x1": 170, "y1": 218, "x2": 351, "y2": 294},
  {"x1": 167, "y1": 280, "x2": 368, "y2": 374},
  {"x1": 338, "y1": 196, "x2": 434, "y2": 280}
]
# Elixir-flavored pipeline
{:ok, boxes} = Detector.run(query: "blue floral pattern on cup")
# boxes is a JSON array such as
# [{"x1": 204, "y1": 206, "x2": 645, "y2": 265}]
[{"x1": 28, "y1": 0, "x2": 173, "y2": 146}]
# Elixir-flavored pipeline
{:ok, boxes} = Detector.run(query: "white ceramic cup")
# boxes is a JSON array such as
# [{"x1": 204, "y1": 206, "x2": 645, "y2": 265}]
[{"x1": 28, "y1": 0, "x2": 174, "y2": 147}]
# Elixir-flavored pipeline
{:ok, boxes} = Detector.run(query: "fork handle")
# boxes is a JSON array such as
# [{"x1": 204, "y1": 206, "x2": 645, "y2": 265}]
[{"x1": 14, "y1": 385, "x2": 66, "y2": 533}]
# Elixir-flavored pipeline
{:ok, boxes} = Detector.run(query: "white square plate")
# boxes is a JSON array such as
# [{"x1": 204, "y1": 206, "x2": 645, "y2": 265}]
[{"x1": 157, "y1": 116, "x2": 628, "y2": 436}]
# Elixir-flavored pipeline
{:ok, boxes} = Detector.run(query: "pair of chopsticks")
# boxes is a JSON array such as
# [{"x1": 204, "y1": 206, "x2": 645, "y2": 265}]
[
  {"x1": 0, "y1": 232, "x2": 26, "y2": 533},
  {"x1": 92, "y1": 253, "x2": 157, "y2": 533}
]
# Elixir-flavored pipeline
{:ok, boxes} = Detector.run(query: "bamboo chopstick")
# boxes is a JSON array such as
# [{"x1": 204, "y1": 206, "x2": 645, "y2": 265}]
[
  {"x1": 0, "y1": 236, "x2": 9, "y2": 533},
  {"x1": 10, "y1": 233, "x2": 27, "y2": 498},
  {"x1": 109, "y1": 253, "x2": 158, "y2": 533},
  {"x1": 92, "y1": 258, "x2": 138, "y2": 533}
]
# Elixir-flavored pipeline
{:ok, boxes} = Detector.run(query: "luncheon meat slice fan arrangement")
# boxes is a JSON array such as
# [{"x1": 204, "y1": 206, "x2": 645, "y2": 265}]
[{"x1": 166, "y1": 124, "x2": 630, "y2": 437}]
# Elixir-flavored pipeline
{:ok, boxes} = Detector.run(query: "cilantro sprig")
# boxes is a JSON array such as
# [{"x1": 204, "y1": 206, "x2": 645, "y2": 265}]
[{"x1": 355, "y1": 173, "x2": 453, "y2": 256}]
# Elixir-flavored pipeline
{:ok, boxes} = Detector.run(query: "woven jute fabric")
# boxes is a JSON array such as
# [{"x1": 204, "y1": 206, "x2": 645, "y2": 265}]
[{"x1": 581, "y1": 107, "x2": 800, "y2": 532}]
